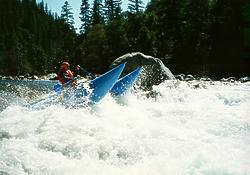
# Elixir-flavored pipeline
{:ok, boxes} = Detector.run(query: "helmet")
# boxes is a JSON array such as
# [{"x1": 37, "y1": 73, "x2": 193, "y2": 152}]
[{"x1": 61, "y1": 62, "x2": 70, "y2": 68}]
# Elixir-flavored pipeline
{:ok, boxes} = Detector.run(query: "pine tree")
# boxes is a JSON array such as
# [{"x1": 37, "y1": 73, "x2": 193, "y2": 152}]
[
  {"x1": 79, "y1": 0, "x2": 91, "y2": 34},
  {"x1": 104, "y1": 0, "x2": 122, "y2": 22},
  {"x1": 61, "y1": 1, "x2": 75, "y2": 31},
  {"x1": 180, "y1": 0, "x2": 210, "y2": 66},
  {"x1": 128, "y1": 0, "x2": 144, "y2": 14},
  {"x1": 86, "y1": 24, "x2": 108, "y2": 73},
  {"x1": 45, "y1": 3, "x2": 49, "y2": 14},
  {"x1": 91, "y1": 0, "x2": 104, "y2": 25},
  {"x1": 209, "y1": 0, "x2": 245, "y2": 75},
  {"x1": 113, "y1": 1, "x2": 122, "y2": 20},
  {"x1": 144, "y1": 0, "x2": 185, "y2": 72},
  {"x1": 105, "y1": 17, "x2": 128, "y2": 60}
]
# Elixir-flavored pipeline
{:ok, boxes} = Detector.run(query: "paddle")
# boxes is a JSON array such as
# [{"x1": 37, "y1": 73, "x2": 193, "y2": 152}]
[
  {"x1": 53, "y1": 65, "x2": 93, "y2": 93},
  {"x1": 53, "y1": 77, "x2": 78, "y2": 93},
  {"x1": 76, "y1": 65, "x2": 96, "y2": 79}
]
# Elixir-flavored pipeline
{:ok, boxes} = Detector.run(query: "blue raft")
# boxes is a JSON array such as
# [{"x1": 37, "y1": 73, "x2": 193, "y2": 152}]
[
  {"x1": 110, "y1": 67, "x2": 141, "y2": 96},
  {"x1": 75, "y1": 63, "x2": 126, "y2": 103},
  {"x1": 53, "y1": 63, "x2": 141, "y2": 105}
]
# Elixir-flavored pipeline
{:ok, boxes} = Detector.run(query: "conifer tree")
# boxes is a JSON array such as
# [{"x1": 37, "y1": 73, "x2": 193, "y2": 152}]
[
  {"x1": 86, "y1": 24, "x2": 107, "y2": 72},
  {"x1": 91, "y1": 0, "x2": 104, "y2": 25},
  {"x1": 0, "y1": 0, "x2": 248, "y2": 77},
  {"x1": 61, "y1": 1, "x2": 75, "y2": 31},
  {"x1": 79, "y1": 0, "x2": 91, "y2": 34},
  {"x1": 179, "y1": 0, "x2": 210, "y2": 66},
  {"x1": 128, "y1": 0, "x2": 144, "y2": 14},
  {"x1": 104, "y1": 0, "x2": 122, "y2": 22},
  {"x1": 208, "y1": 0, "x2": 245, "y2": 75}
]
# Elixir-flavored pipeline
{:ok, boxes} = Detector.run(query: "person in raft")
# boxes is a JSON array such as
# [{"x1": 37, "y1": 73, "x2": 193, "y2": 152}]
[{"x1": 57, "y1": 61, "x2": 77, "y2": 86}]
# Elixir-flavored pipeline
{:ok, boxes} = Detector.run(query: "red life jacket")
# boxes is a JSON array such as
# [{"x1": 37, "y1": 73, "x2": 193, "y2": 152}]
[{"x1": 58, "y1": 68, "x2": 74, "y2": 84}]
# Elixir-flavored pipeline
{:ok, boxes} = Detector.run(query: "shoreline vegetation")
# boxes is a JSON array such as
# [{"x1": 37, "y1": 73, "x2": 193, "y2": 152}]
[
  {"x1": 0, "y1": 73, "x2": 250, "y2": 83},
  {"x1": 0, "y1": 0, "x2": 249, "y2": 78}
]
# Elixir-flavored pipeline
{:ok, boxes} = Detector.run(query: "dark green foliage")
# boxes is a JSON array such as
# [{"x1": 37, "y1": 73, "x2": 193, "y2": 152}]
[
  {"x1": 207, "y1": 0, "x2": 246, "y2": 76},
  {"x1": 128, "y1": 0, "x2": 144, "y2": 14},
  {"x1": 0, "y1": 0, "x2": 75, "y2": 75},
  {"x1": 105, "y1": 19, "x2": 129, "y2": 57},
  {"x1": 104, "y1": 0, "x2": 122, "y2": 21},
  {"x1": 145, "y1": 0, "x2": 183, "y2": 58},
  {"x1": 79, "y1": 0, "x2": 91, "y2": 34},
  {"x1": 142, "y1": 0, "x2": 247, "y2": 77},
  {"x1": 0, "y1": 0, "x2": 248, "y2": 77},
  {"x1": 61, "y1": 1, "x2": 75, "y2": 31},
  {"x1": 125, "y1": 13, "x2": 153, "y2": 54},
  {"x1": 85, "y1": 24, "x2": 108, "y2": 72},
  {"x1": 91, "y1": 0, "x2": 104, "y2": 25},
  {"x1": 177, "y1": 0, "x2": 210, "y2": 72}
]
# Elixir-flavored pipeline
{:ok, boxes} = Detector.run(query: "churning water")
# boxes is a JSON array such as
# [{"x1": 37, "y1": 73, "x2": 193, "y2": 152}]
[{"x1": 0, "y1": 79, "x2": 249, "y2": 175}]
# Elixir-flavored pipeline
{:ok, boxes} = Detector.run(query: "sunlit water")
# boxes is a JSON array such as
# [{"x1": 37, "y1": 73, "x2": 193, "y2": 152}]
[{"x1": 0, "y1": 79, "x2": 249, "y2": 175}]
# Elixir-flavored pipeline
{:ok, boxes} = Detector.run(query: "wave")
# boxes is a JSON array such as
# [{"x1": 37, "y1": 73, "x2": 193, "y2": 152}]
[{"x1": 0, "y1": 79, "x2": 249, "y2": 175}]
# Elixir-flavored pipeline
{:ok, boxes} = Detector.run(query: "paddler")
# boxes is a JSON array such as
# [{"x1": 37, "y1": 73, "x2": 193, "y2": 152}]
[{"x1": 57, "y1": 61, "x2": 77, "y2": 86}]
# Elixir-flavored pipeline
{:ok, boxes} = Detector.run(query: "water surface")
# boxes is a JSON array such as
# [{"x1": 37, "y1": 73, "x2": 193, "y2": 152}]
[{"x1": 0, "y1": 79, "x2": 249, "y2": 175}]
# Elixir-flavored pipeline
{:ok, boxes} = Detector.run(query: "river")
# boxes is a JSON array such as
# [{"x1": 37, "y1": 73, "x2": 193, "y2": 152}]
[{"x1": 0, "y1": 79, "x2": 249, "y2": 175}]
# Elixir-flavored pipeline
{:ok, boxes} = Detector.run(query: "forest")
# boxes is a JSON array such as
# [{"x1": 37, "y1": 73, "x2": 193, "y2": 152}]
[{"x1": 0, "y1": 0, "x2": 249, "y2": 78}]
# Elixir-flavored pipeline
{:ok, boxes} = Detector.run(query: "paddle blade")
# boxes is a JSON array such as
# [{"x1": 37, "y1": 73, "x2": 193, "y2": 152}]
[{"x1": 53, "y1": 83, "x2": 62, "y2": 92}]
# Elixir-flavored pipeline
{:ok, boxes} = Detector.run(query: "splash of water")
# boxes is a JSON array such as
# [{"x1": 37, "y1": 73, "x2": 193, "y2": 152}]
[{"x1": 0, "y1": 80, "x2": 249, "y2": 175}]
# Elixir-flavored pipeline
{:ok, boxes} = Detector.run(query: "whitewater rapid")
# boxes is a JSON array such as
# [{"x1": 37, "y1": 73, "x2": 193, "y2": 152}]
[{"x1": 0, "y1": 80, "x2": 249, "y2": 175}]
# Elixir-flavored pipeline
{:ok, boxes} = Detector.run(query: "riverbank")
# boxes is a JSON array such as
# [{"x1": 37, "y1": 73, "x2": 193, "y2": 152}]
[
  {"x1": 1, "y1": 74, "x2": 249, "y2": 83},
  {"x1": 0, "y1": 73, "x2": 58, "y2": 81}
]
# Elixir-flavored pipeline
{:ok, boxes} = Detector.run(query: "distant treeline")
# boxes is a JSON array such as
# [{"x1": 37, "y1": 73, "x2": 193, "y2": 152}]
[{"x1": 0, "y1": 0, "x2": 249, "y2": 77}]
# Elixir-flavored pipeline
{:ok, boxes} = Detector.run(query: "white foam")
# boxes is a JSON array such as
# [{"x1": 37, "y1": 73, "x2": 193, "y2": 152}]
[{"x1": 0, "y1": 80, "x2": 249, "y2": 175}]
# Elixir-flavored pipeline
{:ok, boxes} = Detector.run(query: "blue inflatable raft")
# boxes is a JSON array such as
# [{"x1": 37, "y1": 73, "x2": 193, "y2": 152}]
[{"x1": 53, "y1": 63, "x2": 141, "y2": 104}]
